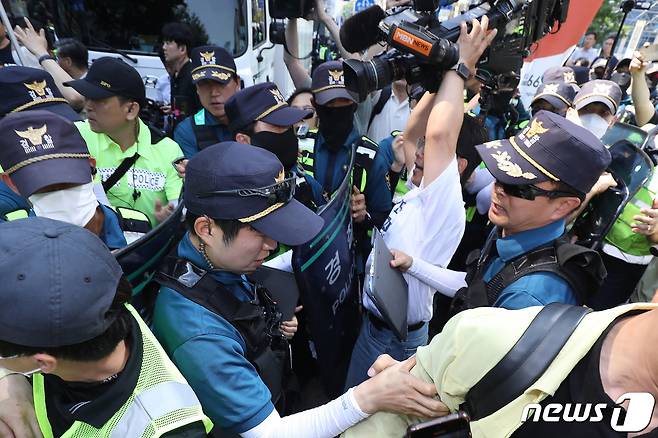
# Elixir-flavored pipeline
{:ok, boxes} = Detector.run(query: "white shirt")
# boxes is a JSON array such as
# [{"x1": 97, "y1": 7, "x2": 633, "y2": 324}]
[
  {"x1": 366, "y1": 91, "x2": 411, "y2": 143},
  {"x1": 568, "y1": 46, "x2": 598, "y2": 65},
  {"x1": 363, "y1": 158, "x2": 465, "y2": 324}
]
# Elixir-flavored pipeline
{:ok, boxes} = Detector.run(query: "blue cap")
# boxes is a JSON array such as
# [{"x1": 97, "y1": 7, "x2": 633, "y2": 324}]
[
  {"x1": 574, "y1": 79, "x2": 622, "y2": 114},
  {"x1": 0, "y1": 110, "x2": 91, "y2": 197},
  {"x1": 0, "y1": 66, "x2": 81, "y2": 121},
  {"x1": 0, "y1": 217, "x2": 124, "y2": 347},
  {"x1": 184, "y1": 142, "x2": 324, "y2": 246},
  {"x1": 311, "y1": 61, "x2": 356, "y2": 105},
  {"x1": 225, "y1": 82, "x2": 312, "y2": 133},
  {"x1": 532, "y1": 81, "x2": 576, "y2": 110},
  {"x1": 190, "y1": 45, "x2": 237, "y2": 84},
  {"x1": 476, "y1": 110, "x2": 611, "y2": 194}
]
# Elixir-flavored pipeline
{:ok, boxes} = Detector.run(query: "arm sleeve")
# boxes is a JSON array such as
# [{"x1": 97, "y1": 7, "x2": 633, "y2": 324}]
[
  {"x1": 171, "y1": 334, "x2": 274, "y2": 434},
  {"x1": 164, "y1": 143, "x2": 184, "y2": 202},
  {"x1": 241, "y1": 388, "x2": 369, "y2": 438},
  {"x1": 173, "y1": 120, "x2": 198, "y2": 159},
  {"x1": 407, "y1": 258, "x2": 467, "y2": 298},
  {"x1": 364, "y1": 152, "x2": 394, "y2": 226}
]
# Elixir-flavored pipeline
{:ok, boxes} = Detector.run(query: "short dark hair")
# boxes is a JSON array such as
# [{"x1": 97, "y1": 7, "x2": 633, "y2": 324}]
[
  {"x1": 456, "y1": 114, "x2": 489, "y2": 182},
  {"x1": 287, "y1": 87, "x2": 313, "y2": 105},
  {"x1": 231, "y1": 121, "x2": 257, "y2": 138},
  {"x1": 162, "y1": 22, "x2": 193, "y2": 55},
  {"x1": 55, "y1": 38, "x2": 88, "y2": 70},
  {"x1": 185, "y1": 212, "x2": 249, "y2": 245},
  {"x1": 0, "y1": 277, "x2": 133, "y2": 362},
  {"x1": 585, "y1": 31, "x2": 597, "y2": 40}
]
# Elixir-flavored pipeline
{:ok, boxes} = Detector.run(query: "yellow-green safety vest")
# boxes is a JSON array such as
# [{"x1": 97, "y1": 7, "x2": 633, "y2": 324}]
[
  {"x1": 3, "y1": 209, "x2": 30, "y2": 221},
  {"x1": 33, "y1": 304, "x2": 213, "y2": 438},
  {"x1": 605, "y1": 173, "x2": 658, "y2": 256}
]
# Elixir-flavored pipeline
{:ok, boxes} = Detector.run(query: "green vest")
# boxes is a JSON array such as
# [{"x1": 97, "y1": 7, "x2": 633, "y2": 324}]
[
  {"x1": 605, "y1": 183, "x2": 657, "y2": 257},
  {"x1": 389, "y1": 131, "x2": 410, "y2": 200},
  {"x1": 3, "y1": 209, "x2": 30, "y2": 221},
  {"x1": 33, "y1": 304, "x2": 213, "y2": 438}
]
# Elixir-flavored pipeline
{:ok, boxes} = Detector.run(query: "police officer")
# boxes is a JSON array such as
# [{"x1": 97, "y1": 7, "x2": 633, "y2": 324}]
[
  {"x1": 0, "y1": 111, "x2": 150, "y2": 248},
  {"x1": 542, "y1": 65, "x2": 580, "y2": 93},
  {"x1": 530, "y1": 81, "x2": 576, "y2": 117},
  {"x1": 0, "y1": 217, "x2": 213, "y2": 438},
  {"x1": 152, "y1": 142, "x2": 446, "y2": 437},
  {"x1": 569, "y1": 79, "x2": 622, "y2": 139},
  {"x1": 64, "y1": 57, "x2": 184, "y2": 226},
  {"x1": 225, "y1": 82, "x2": 327, "y2": 211},
  {"x1": 450, "y1": 110, "x2": 611, "y2": 312},
  {"x1": 173, "y1": 45, "x2": 238, "y2": 159},
  {"x1": 305, "y1": 60, "x2": 393, "y2": 228}
]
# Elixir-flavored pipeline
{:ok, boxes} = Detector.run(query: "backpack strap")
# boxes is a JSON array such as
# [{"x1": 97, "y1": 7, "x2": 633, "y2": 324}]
[
  {"x1": 102, "y1": 153, "x2": 140, "y2": 193},
  {"x1": 368, "y1": 86, "x2": 392, "y2": 131},
  {"x1": 353, "y1": 136, "x2": 379, "y2": 192},
  {"x1": 462, "y1": 303, "x2": 592, "y2": 421}
]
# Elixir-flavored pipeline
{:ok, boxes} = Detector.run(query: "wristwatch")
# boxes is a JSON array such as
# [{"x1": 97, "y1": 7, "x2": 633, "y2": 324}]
[
  {"x1": 38, "y1": 54, "x2": 55, "y2": 64},
  {"x1": 451, "y1": 62, "x2": 471, "y2": 81}
]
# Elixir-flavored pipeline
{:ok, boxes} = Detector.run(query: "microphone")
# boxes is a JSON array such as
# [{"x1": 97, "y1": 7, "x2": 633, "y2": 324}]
[{"x1": 339, "y1": 5, "x2": 387, "y2": 53}]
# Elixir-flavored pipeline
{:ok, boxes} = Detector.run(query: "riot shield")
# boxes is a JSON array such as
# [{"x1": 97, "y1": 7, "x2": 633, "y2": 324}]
[
  {"x1": 112, "y1": 202, "x2": 185, "y2": 297},
  {"x1": 573, "y1": 140, "x2": 653, "y2": 249},
  {"x1": 292, "y1": 145, "x2": 360, "y2": 397}
]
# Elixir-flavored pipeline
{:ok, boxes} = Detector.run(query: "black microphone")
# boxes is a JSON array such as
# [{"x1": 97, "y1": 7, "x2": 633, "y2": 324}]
[{"x1": 339, "y1": 5, "x2": 387, "y2": 53}]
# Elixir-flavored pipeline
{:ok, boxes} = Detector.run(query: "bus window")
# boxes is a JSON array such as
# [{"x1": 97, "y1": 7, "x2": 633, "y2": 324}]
[
  {"x1": 251, "y1": 0, "x2": 266, "y2": 47},
  {"x1": 5, "y1": 0, "x2": 249, "y2": 58}
]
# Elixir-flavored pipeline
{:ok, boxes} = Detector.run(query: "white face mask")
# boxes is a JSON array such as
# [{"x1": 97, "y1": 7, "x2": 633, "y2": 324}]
[
  {"x1": 578, "y1": 113, "x2": 611, "y2": 139},
  {"x1": 29, "y1": 182, "x2": 98, "y2": 227}
]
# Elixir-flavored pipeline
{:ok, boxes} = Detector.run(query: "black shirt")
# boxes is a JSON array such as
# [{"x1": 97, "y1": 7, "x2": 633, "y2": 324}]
[
  {"x1": 0, "y1": 42, "x2": 14, "y2": 66},
  {"x1": 171, "y1": 60, "x2": 201, "y2": 126},
  {"x1": 512, "y1": 312, "x2": 657, "y2": 437},
  {"x1": 41, "y1": 314, "x2": 207, "y2": 437}
]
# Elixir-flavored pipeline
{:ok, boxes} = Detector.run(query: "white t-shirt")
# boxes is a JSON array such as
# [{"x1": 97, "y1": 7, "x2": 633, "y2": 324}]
[
  {"x1": 363, "y1": 158, "x2": 465, "y2": 324},
  {"x1": 568, "y1": 46, "x2": 598, "y2": 65},
  {"x1": 366, "y1": 92, "x2": 411, "y2": 143}
]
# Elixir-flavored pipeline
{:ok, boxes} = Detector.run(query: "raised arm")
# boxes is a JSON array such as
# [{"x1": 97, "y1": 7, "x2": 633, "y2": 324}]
[
  {"x1": 423, "y1": 17, "x2": 496, "y2": 187},
  {"x1": 284, "y1": 19, "x2": 312, "y2": 89},
  {"x1": 402, "y1": 91, "x2": 435, "y2": 174},
  {"x1": 13, "y1": 18, "x2": 85, "y2": 111},
  {"x1": 630, "y1": 49, "x2": 655, "y2": 127},
  {"x1": 316, "y1": 0, "x2": 359, "y2": 61}
]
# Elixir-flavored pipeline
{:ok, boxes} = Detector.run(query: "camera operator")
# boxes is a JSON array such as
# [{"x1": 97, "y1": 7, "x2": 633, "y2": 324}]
[{"x1": 343, "y1": 16, "x2": 497, "y2": 388}]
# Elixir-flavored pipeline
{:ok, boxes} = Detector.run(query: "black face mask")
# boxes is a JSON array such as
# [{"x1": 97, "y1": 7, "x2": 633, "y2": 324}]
[
  {"x1": 316, "y1": 104, "x2": 356, "y2": 150},
  {"x1": 250, "y1": 128, "x2": 299, "y2": 170}
]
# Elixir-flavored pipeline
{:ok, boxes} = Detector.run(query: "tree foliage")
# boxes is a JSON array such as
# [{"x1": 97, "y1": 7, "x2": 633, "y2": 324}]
[{"x1": 590, "y1": 0, "x2": 626, "y2": 41}]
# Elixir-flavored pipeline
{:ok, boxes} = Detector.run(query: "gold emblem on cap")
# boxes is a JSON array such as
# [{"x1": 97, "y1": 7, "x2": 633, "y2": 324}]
[
  {"x1": 563, "y1": 71, "x2": 576, "y2": 83},
  {"x1": 269, "y1": 88, "x2": 286, "y2": 104},
  {"x1": 100, "y1": 80, "x2": 111, "y2": 88},
  {"x1": 328, "y1": 69, "x2": 344, "y2": 84},
  {"x1": 544, "y1": 83, "x2": 560, "y2": 94},
  {"x1": 200, "y1": 51, "x2": 215, "y2": 62},
  {"x1": 15, "y1": 125, "x2": 48, "y2": 147},
  {"x1": 211, "y1": 71, "x2": 230, "y2": 80},
  {"x1": 485, "y1": 140, "x2": 503, "y2": 149},
  {"x1": 491, "y1": 151, "x2": 537, "y2": 180},
  {"x1": 23, "y1": 80, "x2": 48, "y2": 97},
  {"x1": 524, "y1": 119, "x2": 549, "y2": 139},
  {"x1": 192, "y1": 72, "x2": 205, "y2": 80}
]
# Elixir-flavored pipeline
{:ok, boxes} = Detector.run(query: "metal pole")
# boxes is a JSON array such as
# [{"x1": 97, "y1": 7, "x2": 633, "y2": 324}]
[
  {"x1": 605, "y1": 0, "x2": 636, "y2": 78},
  {"x1": 0, "y1": 0, "x2": 25, "y2": 65}
]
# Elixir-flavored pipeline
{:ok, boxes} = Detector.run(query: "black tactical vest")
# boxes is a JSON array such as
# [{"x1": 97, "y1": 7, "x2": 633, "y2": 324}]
[
  {"x1": 450, "y1": 232, "x2": 607, "y2": 316},
  {"x1": 156, "y1": 258, "x2": 288, "y2": 403}
]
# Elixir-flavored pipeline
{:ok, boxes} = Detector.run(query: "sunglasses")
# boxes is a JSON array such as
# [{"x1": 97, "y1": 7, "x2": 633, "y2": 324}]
[
  {"x1": 497, "y1": 181, "x2": 583, "y2": 201},
  {"x1": 197, "y1": 176, "x2": 297, "y2": 206}
]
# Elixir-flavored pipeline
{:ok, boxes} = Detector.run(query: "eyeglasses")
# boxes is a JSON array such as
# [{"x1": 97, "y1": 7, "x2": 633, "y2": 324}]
[
  {"x1": 197, "y1": 176, "x2": 297, "y2": 206},
  {"x1": 497, "y1": 181, "x2": 583, "y2": 201}
]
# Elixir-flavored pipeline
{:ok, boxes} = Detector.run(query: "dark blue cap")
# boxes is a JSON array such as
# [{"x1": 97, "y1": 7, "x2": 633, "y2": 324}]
[
  {"x1": 532, "y1": 81, "x2": 576, "y2": 110},
  {"x1": 542, "y1": 66, "x2": 578, "y2": 86},
  {"x1": 225, "y1": 82, "x2": 312, "y2": 133},
  {"x1": 476, "y1": 110, "x2": 611, "y2": 194},
  {"x1": 0, "y1": 217, "x2": 123, "y2": 347},
  {"x1": 311, "y1": 61, "x2": 356, "y2": 105},
  {"x1": 574, "y1": 79, "x2": 622, "y2": 114},
  {"x1": 0, "y1": 110, "x2": 91, "y2": 197},
  {"x1": 184, "y1": 142, "x2": 324, "y2": 246},
  {"x1": 64, "y1": 57, "x2": 145, "y2": 102},
  {"x1": 190, "y1": 45, "x2": 237, "y2": 84},
  {"x1": 0, "y1": 66, "x2": 81, "y2": 122}
]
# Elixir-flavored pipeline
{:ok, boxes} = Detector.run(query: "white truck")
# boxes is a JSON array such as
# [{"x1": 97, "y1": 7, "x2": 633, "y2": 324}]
[{"x1": 3, "y1": 0, "x2": 294, "y2": 99}]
